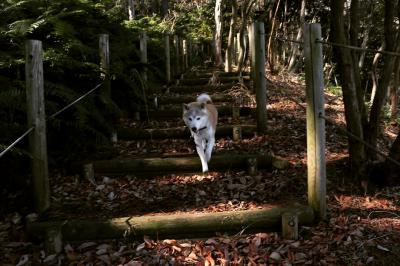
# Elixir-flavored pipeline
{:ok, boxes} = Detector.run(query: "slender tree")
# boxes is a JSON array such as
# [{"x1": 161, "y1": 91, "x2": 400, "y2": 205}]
[
  {"x1": 214, "y1": 0, "x2": 224, "y2": 67},
  {"x1": 225, "y1": 0, "x2": 238, "y2": 72}
]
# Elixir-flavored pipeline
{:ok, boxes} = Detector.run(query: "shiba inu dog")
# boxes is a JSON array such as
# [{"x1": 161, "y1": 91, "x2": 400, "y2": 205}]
[{"x1": 183, "y1": 93, "x2": 218, "y2": 172}]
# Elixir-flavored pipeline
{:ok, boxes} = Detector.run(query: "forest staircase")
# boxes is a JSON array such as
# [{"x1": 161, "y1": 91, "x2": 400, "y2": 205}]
[{"x1": 27, "y1": 66, "x2": 314, "y2": 243}]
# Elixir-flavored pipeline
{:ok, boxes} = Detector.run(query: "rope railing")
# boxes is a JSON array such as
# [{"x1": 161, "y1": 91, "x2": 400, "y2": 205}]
[
  {"x1": 271, "y1": 33, "x2": 400, "y2": 57},
  {"x1": 279, "y1": 89, "x2": 400, "y2": 168},
  {"x1": 316, "y1": 39, "x2": 400, "y2": 57},
  {"x1": 0, "y1": 82, "x2": 103, "y2": 159},
  {"x1": 0, "y1": 127, "x2": 34, "y2": 158}
]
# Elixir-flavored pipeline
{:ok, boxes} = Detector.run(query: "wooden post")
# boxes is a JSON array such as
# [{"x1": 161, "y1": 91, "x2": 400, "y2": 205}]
[
  {"x1": 232, "y1": 126, "x2": 242, "y2": 141},
  {"x1": 140, "y1": 31, "x2": 148, "y2": 81},
  {"x1": 248, "y1": 25, "x2": 255, "y2": 80},
  {"x1": 173, "y1": 35, "x2": 180, "y2": 76},
  {"x1": 25, "y1": 40, "x2": 50, "y2": 213},
  {"x1": 247, "y1": 158, "x2": 257, "y2": 175},
  {"x1": 99, "y1": 34, "x2": 116, "y2": 140},
  {"x1": 45, "y1": 227, "x2": 63, "y2": 254},
  {"x1": 188, "y1": 39, "x2": 192, "y2": 66},
  {"x1": 251, "y1": 21, "x2": 267, "y2": 133},
  {"x1": 99, "y1": 34, "x2": 110, "y2": 96},
  {"x1": 183, "y1": 39, "x2": 188, "y2": 70},
  {"x1": 281, "y1": 212, "x2": 298, "y2": 240},
  {"x1": 303, "y1": 23, "x2": 326, "y2": 220},
  {"x1": 233, "y1": 35, "x2": 237, "y2": 66},
  {"x1": 164, "y1": 34, "x2": 171, "y2": 83}
]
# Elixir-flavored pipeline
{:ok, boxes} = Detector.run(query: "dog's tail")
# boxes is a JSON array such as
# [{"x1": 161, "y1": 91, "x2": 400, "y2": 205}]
[{"x1": 196, "y1": 93, "x2": 212, "y2": 104}]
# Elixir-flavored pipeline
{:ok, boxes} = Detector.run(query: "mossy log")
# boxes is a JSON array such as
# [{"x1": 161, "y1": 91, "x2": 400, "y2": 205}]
[
  {"x1": 140, "y1": 106, "x2": 255, "y2": 119},
  {"x1": 167, "y1": 83, "x2": 251, "y2": 93},
  {"x1": 178, "y1": 76, "x2": 250, "y2": 86},
  {"x1": 92, "y1": 153, "x2": 290, "y2": 176},
  {"x1": 27, "y1": 206, "x2": 314, "y2": 241},
  {"x1": 118, "y1": 125, "x2": 256, "y2": 140}
]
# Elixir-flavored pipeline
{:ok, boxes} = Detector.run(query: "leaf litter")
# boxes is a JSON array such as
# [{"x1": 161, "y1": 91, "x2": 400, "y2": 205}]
[{"x1": 1, "y1": 71, "x2": 400, "y2": 265}]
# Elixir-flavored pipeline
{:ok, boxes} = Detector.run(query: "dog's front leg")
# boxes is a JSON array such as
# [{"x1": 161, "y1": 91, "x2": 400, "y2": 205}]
[
  {"x1": 205, "y1": 137, "x2": 215, "y2": 162},
  {"x1": 194, "y1": 137, "x2": 208, "y2": 172}
]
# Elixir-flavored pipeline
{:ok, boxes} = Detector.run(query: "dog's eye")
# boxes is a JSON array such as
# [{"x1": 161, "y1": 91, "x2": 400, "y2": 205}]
[
  {"x1": 196, "y1": 117, "x2": 200, "y2": 120},
  {"x1": 189, "y1": 118, "x2": 192, "y2": 121}
]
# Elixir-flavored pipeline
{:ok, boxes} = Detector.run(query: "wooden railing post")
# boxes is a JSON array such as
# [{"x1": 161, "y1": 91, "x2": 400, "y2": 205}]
[
  {"x1": 183, "y1": 39, "x2": 188, "y2": 70},
  {"x1": 99, "y1": 34, "x2": 110, "y2": 96},
  {"x1": 140, "y1": 31, "x2": 148, "y2": 81},
  {"x1": 303, "y1": 23, "x2": 326, "y2": 220},
  {"x1": 25, "y1": 40, "x2": 50, "y2": 213},
  {"x1": 173, "y1": 35, "x2": 180, "y2": 76},
  {"x1": 164, "y1": 34, "x2": 171, "y2": 83},
  {"x1": 251, "y1": 21, "x2": 267, "y2": 133}
]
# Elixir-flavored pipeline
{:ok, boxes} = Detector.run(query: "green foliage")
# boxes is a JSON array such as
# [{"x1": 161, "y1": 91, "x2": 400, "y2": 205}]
[
  {"x1": 0, "y1": 0, "x2": 149, "y2": 170},
  {"x1": 326, "y1": 85, "x2": 343, "y2": 96}
]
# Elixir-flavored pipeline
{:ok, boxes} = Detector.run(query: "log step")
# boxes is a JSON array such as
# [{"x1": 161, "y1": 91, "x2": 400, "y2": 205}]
[
  {"x1": 92, "y1": 153, "x2": 290, "y2": 176},
  {"x1": 177, "y1": 76, "x2": 250, "y2": 86},
  {"x1": 166, "y1": 83, "x2": 251, "y2": 93},
  {"x1": 27, "y1": 206, "x2": 314, "y2": 241},
  {"x1": 182, "y1": 71, "x2": 250, "y2": 79},
  {"x1": 152, "y1": 93, "x2": 236, "y2": 104},
  {"x1": 139, "y1": 106, "x2": 255, "y2": 120},
  {"x1": 118, "y1": 125, "x2": 256, "y2": 140}
]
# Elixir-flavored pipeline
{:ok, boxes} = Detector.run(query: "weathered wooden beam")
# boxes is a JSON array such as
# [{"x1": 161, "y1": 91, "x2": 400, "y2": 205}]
[
  {"x1": 118, "y1": 125, "x2": 256, "y2": 140},
  {"x1": 251, "y1": 21, "x2": 267, "y2": 133},
  {"x1": 140, "y1": 31, "x2": 148, "y2": 82},
  {"x1": 92, "y1": 153, "x2": 290, "y2": 176},
  {"x1": 25, "y1": 40, "x2": 50, "y2": 214},
  {"x1": 139, "y1": 106, "x2": 255, "y2": 119},
  {"x1": 178, "y1": 76, "x2": 250, "y2": 86},
  {"x1": 182, "y1": 71, "x2": 249, "y2": 79},
  {"x1": 27, "y1": 206, "x2": 314, "y2": 241},
  {"x1": 164, "y1": 34, "x2": 171, "y2": 83},
  {"x1": 99, "y1": 34, "x2": 110, "y2": 96},
  {"x1": 152, "y1": 94, "x2": 235, "y2": 104},
  {"x1": 166, "y1": 82, "x2": 251, "y2": 93},
  {"x1": 304, "y1": 23, "x2": 326, "y2": 220}
]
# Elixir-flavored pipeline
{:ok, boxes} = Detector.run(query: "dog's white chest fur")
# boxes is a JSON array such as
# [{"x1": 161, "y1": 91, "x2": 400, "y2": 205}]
[{"x1": 183, "y1": 93, "x2": 218, "y2": 172}]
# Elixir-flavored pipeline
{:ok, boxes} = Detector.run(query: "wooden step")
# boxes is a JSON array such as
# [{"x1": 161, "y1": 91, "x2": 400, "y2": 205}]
[
  {"x1": 118, "y1": 125, "x2": 256, "y2": 140},
  {"x1": 139, "y1": 106, "x2": 255, "y2": 120},
  {"x1": 152, "y1": 93, "x2": 235, "y2": 104},
  {"x1": 166, "y1": 82, "x2": 252, "y2": 93},
  {"x1": 91, "y1": 153, "x2": 290, "y2": 176},
  {"x1": 27, "y1": 206, "x2": 314, "y2": 241},
  {"x1": 177, "y1": 76, "x2": 250, "y2": 86},
  {"x1": 182, "y1": 71, "x2": 250, "y2": 79}
]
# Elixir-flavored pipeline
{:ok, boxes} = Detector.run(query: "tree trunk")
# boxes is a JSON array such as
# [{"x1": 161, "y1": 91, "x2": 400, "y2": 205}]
[
  {"x1": 330, "y1": 0, "x2": 366, "y2": 179},
  {"x1": 225, "y1": 0, "x2": 238, "y2": 72},
  {"x1": 27, "y1": 206, "x2": 314, "y2": 241},
  {"x1": 366, "y1": 0, "x2": 400, "y2": 161},
  {"x1": 391, "y1": 57, "x2": 400, "y2": 121},
  {"x1": 370, "y1": 44, "x2": 384, "y2": 103},
  {"x1": 267, "y1": 0, "x2": 281, "y2": 74},
  {"x1": 287, "y1": 0, "x2": 305, "y2": 72},
  {"x1": 162, "y1": 0, "x2": 168, "y2": 17},
  {"x1": 214, "y1": 0, "x2": 224, "y2": 67},
  {"x1": 128, "y1": 0, "x2": 135, "y2": 20}
]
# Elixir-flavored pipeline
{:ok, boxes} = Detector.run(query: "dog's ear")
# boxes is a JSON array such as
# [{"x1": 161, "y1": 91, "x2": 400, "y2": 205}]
[
  {"x1": 200, "y1": 102, "x2": 206, "y2": 109},
  {"x1": 183, "y1": 104, "x2": 189, "y2": 111}
]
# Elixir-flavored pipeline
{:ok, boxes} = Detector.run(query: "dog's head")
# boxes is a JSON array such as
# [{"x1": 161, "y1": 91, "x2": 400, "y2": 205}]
[{"x1": 183, "y1": 102, "x2": 208, "y2": 133}]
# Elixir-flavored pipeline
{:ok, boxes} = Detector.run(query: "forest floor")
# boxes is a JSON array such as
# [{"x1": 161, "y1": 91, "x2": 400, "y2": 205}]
[{"x1": 1, "y1": 71, "x2": 400, "y2": 265}]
